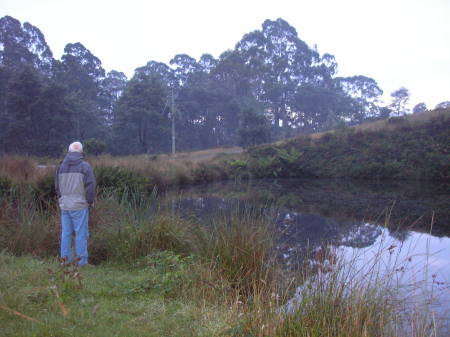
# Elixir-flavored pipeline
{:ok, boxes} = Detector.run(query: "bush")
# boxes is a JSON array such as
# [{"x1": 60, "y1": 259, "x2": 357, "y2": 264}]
[
  {"x1": 33, "y1": 174, "x2": 56, "y2": 202},
  {"x1": 83, "y1": 138, "x2": 106, "y2": 155},
  {"x1": 0, "y1": 176, "x2": 12, "y2": 197},
  {"x1": 133, "y1": 251, "x2": 195, "y2": 298},
  {"x1": 94, "y1": 166, "x2": 152, "y2": 197}
]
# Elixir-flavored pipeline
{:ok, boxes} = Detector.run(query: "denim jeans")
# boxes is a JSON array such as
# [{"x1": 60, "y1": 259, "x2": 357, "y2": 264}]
[{"x1": 60, "y1": 208, "x2": 89, "y2": 266}]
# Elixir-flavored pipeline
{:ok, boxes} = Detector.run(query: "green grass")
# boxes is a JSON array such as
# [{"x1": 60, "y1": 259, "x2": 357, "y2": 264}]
[
  {"x1": 0, "y1": 184, "x2": 445, "y2": 336},
  {"x1": 242, "y1": 108, "x2": 450, "y2": 181},
  {"x1": 0, "y1": 253, "x2": 233, "y2": 337}
]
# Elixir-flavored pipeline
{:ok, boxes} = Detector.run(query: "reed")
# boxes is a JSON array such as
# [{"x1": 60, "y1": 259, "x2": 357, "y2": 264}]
[{"x1": 0, "y1": 185, "x2": 445, "y2": 336}]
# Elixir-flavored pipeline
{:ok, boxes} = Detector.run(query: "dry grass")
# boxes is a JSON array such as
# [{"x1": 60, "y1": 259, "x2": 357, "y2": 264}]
[
  {"x1": 91, "y1": 146, "x2": 242, "y2": 171},
  {"x1": 0, "y1": 185, "x2": 445, "y2": 336},
  {"x1": 0, "y1": 155, "x2": 58, "y2": 185},
  {"x1": 275, "y1": 108, "x2": 450, "y2": 145},
  {"x1": 0, "y1": 155, "x2": 38, "y2": 182},
  {"x1": 90, "y1": 146, "x2": 242, "y2": 187}
]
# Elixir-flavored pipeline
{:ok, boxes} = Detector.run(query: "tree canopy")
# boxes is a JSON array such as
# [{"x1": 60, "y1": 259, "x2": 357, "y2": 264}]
[{"x1": 2, "y1": 15, "x2": 441, "y2": 157}]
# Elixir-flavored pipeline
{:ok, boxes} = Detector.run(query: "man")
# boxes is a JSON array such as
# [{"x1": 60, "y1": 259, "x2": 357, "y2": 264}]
[{"x1": 55, "y1": 141, "x2": 96, "y2": 266}]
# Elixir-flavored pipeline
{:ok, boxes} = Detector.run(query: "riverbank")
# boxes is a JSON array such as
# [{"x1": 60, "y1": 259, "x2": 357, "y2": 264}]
[
  {"x1": 1, "y1": 110, "x2": 449, "y2": 336},
  {"x1": 2, "y1": 109, "x2": 448, "y2": 200},
  {"x1": 239, "y1": 108, "x2": 450, "y2": 181},
  {"x1": 0, "y1": 188, "x2": 447, "y2": 336}
]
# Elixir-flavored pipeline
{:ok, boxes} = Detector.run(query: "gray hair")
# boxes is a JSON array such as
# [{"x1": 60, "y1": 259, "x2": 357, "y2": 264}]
[{"x1": 68, "y1": 141, "x2": 83, "y2": 153}]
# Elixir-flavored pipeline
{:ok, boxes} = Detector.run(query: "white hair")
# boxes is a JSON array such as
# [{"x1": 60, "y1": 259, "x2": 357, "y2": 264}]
[{"x1": 68, "y1": 141, "x2": 83, "y2": 153}]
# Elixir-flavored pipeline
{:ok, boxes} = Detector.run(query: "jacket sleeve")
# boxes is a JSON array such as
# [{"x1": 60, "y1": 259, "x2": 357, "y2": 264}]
[
  {"x1": 54, "y1": 164, "x2": 61, "y2": 198},
  {"x1": 83, "y1": 163, "x2": 96, "y2": 205}
]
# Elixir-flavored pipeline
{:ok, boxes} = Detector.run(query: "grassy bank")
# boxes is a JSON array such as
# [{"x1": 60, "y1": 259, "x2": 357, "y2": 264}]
[
  {"x1": 2, "y1": 110, "x2": 449, "y2": 200},
  {"x1": 0, "y1": 187, "x2": 446, "y2": 336},
  {"x1": 0, "y1": 110, "x2": 449, "y2": 336},
  {"x1": 240, "y1": 108, "x2": 450, "y2": 181}
]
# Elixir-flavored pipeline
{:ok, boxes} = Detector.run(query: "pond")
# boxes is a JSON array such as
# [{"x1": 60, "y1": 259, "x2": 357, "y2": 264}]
[{"x1": 165, "y1": 178, "x2": 450, "y2": 331}]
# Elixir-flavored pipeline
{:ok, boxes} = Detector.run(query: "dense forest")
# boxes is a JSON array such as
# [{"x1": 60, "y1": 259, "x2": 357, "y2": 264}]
[{"x1": 0, "y1": 15, "x2": 447, "y2": 157}]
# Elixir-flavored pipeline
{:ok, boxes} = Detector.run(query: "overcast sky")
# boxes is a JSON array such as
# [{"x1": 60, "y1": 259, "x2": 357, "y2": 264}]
[{"x1": 2, "y1": 0, "x2": 450, "y2": 109}]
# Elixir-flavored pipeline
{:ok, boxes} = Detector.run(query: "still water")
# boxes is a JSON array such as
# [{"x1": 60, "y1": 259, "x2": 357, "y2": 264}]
[{"x1": 166, "y1": 178, "x2": 450, "y2": 329}]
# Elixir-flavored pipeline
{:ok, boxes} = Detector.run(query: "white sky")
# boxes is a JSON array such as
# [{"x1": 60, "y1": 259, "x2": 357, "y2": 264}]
[{"x1": 2, "y1": 0, "x2": 450, "y2": 109}]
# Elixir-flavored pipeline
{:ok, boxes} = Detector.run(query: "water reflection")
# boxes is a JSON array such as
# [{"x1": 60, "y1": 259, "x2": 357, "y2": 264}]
[
  {"x1": 169, "y1": 178, "x2": 450, "y2": 236},
  {"x1": 338, "y1": 230, "x2": 450, "y2": 333},
  {"x1": 166, "y1": 178, "x2": 450, "y2": 330}
]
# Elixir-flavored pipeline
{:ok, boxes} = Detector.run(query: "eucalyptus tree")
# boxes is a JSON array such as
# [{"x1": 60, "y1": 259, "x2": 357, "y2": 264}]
[
  {"x1": 412, "y1": 102, "x2": 427, "y2": 114},
  {"x1": 389, "y1": 87, "x2": 410, "y2": 116},
  {"x1": 0, "y1": 16, "x2": 53, "y2": 74},
  {"x1": 112, "y1": 72, "x2": 170, "y2": 155},
  {"x1": 1, "y1": 67, "x2": 71, "y2": 155},
  {"x1": 134, "y1": 61, "x2": 176, "y2": 86},
  {"x1": 173, "y1": 52, "x2": 256, "y2": 149},
  {"x1": 0, "y1": 67, "x2": 13, "y2": 150},
  {"x1": 292, "y1": 84, "x2": 355, "y2": 132},
  {"x1": 235, "y1": 18, "x2": 346, "y2": 137},
  {"x1": 238, "y1": 104, "x2": 272, "y2": 147},
  {"x1": 1, "y1": 67, "x2": 42, "y2": 153},
  {"x1": 334, "y1": 75, "x2": 383, "y2": 122},
  {"x1": 170, "y1": 54, "x2": 203, "y2": 86},
  {"x1": 209, "y1": 50, "x2": 260, "y2": 145},
  {"x1": 54, "y1": 42, "x2": 108, "y2": 140},
  {"x1": 198, "y1": 53, "x2": 218, "y2": 73},
  {"x1": 435, "y1": 101, "x2": 450, "y2": 109},
  {"x1": 101, "y1": 70, "x2": 128, "y2": 124}
]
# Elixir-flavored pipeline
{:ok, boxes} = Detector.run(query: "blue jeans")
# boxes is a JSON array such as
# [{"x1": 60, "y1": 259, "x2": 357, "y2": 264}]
[{"x1": 60, "y1": 208, "x2": 89, "y2": 266}]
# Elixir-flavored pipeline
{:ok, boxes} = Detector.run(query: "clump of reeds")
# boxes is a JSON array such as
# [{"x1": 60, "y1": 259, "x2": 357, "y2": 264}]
[
  {"x1": 0, "y1": 185, "x2": 59, "y2": 257},
  {"x1": 188, "y1": 204, "x2": 281, "y2": 301},
  {"x1": 0, "y1": 180, "x2": 445, "y2": 337},
  {"x1": 239, "y1": 235, "x2": 444, "y2": 337}
]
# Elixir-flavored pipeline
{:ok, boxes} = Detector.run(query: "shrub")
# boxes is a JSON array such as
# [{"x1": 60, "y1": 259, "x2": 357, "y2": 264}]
[
  {"x1": 33, "y1": 174, "x2": 56, "y2": 203},
  {"x1": 83, "y1": 138, "x2": 106, "y2": 155},
  {"x1": 132, "y1": 251, "x2": 196, "y2": 298},
  {"x1": 0, "y1": 176, "x2": 12, "y2": 197},
  {"x1": 94, "y1": 166, "x2": 152, "y2": 197}
]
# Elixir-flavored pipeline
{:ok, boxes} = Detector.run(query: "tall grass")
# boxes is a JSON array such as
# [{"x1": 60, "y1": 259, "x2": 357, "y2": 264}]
[
  {"x1": 238, "y1": 237, "x2": 444, "y2": 337},
  {"x1": 0, "y1": 183, "x2": 446, "y2": 336},
  {"x1": 0, "y1": 185, "x2": 59, "y2": 257},
  {"x1": 275, "y1": 247, "x2": 399, "y2": 337},
  {"x1": 90, "y1": 147, "x2": 237, "y2": 188}
]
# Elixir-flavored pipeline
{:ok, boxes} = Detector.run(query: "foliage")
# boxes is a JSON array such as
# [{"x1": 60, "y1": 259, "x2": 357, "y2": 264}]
[
  {"x1": 33, "y1": 174, "x2": 56, "y2": 202},
  {"x1": 227, "y1": 159, "x2": 248, "y2": 177},
  {"x1": 0, "y1": 176, "x2": 12, "y2": 197},
  {"x1": 132, "y1": 251, "x2": 195, "y2": 298},
  {"x1": 389, "y1": 87, "x2": 410, "y2": 116},
  {"x1": 435, "y1": 101, "x2": 450, "y2": 109},
  {"x1": 94, "y1": 165, "x2": 152, "y2": 197},
  {"x1": 0, "y1": 177, "x2": 446, "y2": 337},
  {"x1": 238, "y1": 107, "x2": 272, "y2": 147},
  {"x1": 83, "y1": 138, "x2": 106, "y2": 155},
  {"x1": 244, "y1": 110, "x2": 450, "y2": 181},
  {"x1": 413, "y1": 102, "x2": 427, "y2": 114},
  {"x1": 112, "y1": 73, "x2": 171, "y2": 155},
  {"x1": 1, "y1": 15, "x2": 392, "y2": 157}
]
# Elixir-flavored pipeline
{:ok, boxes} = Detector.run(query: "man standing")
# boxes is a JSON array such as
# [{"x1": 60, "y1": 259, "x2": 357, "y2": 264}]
[{"x1": 55, "y1": 141, "x2": 96, "y2": 266}]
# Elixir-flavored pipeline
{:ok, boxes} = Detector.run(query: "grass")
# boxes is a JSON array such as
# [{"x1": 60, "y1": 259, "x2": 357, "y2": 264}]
[
  {"x1": 0, "y1": 185, "x2": 446, "y2": 337},
  {"x1": 1, "y1": 109, "x2": 448, "y2": 199},
  {"x1": 242, "y1": 108, "x2": 450, "y2": 181},
  {"x1": 90, "y1": 147, "x2": 240, "y2": 188},
  {"x1": 274, "y1": 107, "x2": 450, "y2": 143},
  {"x1": 0, "y1": 253, "x2": 234, "y2": 337},
  {"x1": 2, "y1": 240, "x2": 443, "y2": 337},
  {"x1": 1, "y1": 110, "x2": 449, "y2": 335}
]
